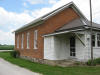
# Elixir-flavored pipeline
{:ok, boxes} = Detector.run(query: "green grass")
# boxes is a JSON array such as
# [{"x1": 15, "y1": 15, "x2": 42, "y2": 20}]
[
  {"x1": 87, "y1": 58, "x2": 100, "y2": 65},
  {"x1": 0, "y1": 45, "x2": 14, "y2": 50},
  {"x1": 0, "y1": 52, "x2": 100, "y2": 75}
]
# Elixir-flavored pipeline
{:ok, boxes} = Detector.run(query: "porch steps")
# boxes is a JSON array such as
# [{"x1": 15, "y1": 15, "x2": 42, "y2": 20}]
[{"x1": 56, "y1": 60, "x2": 77, "y2": 67}]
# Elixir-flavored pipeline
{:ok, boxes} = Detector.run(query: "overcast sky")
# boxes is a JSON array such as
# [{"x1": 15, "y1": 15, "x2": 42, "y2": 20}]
[{"x1": 0, "y1": 0, "x2": 100, "y2": 45}]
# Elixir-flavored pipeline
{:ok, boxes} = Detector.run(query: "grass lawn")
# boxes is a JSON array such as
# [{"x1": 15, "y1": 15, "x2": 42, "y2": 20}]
[
  {"x1": 0, "y1": 52, "x2": 100, "y2": 75},
  {"x1": 0, "y1": 45, "x2": 14, "y2": 50}
]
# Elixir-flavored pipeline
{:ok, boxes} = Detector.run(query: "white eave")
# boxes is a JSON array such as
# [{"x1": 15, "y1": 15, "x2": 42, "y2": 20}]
[{"x1": 43, "y1": 29, "x2": 85, "y2": 37}]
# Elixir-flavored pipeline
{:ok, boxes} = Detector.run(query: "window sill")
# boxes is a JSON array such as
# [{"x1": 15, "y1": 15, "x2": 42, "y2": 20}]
[
  {"x1": 33, "y1": 48, "x2": 38, "y2": 50},
  {"x1": 26, "y1": 48, "x2": 30, "y2": 49}
]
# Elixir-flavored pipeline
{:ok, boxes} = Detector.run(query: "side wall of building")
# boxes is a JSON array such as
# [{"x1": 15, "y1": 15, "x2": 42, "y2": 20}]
[
  {"x1": 15, "y1": 7, "x2": 79, "y2": 59},
  {"x1": 76, "y1": 30, "x2": 100, "y2": 61},
  {"x1": 84, "y1": 31, "x2": 100, "y2": 61}
]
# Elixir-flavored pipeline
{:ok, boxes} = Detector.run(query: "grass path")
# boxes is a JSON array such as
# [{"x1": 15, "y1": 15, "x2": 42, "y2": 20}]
[{"x1": 0, "y1": 52, "x2": 100, "y2": 75}]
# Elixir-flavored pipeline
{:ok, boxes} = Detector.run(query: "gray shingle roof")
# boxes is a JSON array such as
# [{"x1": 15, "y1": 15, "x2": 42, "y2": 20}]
[
  {"x1": 56, "y1": 18, "x2": 84, "y2": 31},
  {"x1": 56, "y1": 17, "x2": 100, "y2": 32},
  {"x1": 14, "y1": 1, "x2": 100, "y2": 33},
  {"x1": 13, "y1": 2, "x2": 87, "y2": 33}
]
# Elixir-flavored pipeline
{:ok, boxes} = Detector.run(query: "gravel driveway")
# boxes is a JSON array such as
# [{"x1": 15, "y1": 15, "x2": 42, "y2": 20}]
[{"x1": 0, "y1": 58, "x2": 42, "y2": 75}]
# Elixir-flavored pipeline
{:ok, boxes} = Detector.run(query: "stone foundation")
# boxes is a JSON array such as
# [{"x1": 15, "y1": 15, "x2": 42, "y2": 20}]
[{"x1": 20, "y1": 56, "x2": 79, "y2": 67}]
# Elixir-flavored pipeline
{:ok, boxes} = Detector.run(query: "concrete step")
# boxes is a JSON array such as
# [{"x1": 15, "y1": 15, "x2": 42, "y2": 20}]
[{"x1": 55, "y1": 60, "x2": 77, "y2": 67}]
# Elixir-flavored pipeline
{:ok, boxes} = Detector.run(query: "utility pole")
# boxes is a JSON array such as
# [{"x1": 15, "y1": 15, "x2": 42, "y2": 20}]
[{"x1": 89, "y1": 0, "x2": 93, "y2": 65}]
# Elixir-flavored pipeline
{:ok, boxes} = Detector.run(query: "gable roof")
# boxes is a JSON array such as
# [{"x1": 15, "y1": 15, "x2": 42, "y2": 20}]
[{"x1": 14, "y1": 1, "x2": 88, "y2": 33}]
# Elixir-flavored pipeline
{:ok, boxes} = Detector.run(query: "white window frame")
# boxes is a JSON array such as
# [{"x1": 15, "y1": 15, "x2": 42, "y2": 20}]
[
  {"x1": 17, "y1": 35, "x2": 19, "y2": 48},
  {"x1": 21, "y1": 34, "x2": 24, "y2": 49},
  {"x1": 91, "y1": 32, "x2": 100, "y2": 48},
  {"x1": 27, "y1": 32, "x2": 30, "y2": 49},
  {"x1": 97, "y1": 34, "x2": 100, "y2": 47},
  {"x1": 34, "y1": 30, "x2": 38, "y2": 49}
]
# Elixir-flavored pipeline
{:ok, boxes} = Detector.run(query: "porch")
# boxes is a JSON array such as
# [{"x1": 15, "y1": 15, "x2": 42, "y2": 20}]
[{"x1": 44, "y1": 31, "x2": 86, "y2": 61}]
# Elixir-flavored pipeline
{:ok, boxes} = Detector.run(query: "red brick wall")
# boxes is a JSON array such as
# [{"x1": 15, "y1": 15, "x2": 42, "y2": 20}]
[{"x1": 15, "y1": 7, "x2": 79, "y2": 59}]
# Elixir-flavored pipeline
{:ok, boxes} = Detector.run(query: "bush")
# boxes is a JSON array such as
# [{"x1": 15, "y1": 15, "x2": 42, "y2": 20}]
[
  {"x1": 87, "y1": 58, "x2": 100, "y2": 66},
  {"x1": 87, "y1": 60, "x2": 96, "y2": 66},
  {"x1": 10, "y1": 51, "x2": 20, "y2": 58},
  {"x1": 94, "y1": 58, "x2": 100, "y2": 64}
]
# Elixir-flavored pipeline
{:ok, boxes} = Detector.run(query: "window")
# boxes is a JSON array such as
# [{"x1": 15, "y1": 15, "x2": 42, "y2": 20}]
[
  {"x1": 27, "y1": 32, "x2": 30, "y2": 49},
  {"x1": 97, "y1": 34, "x2": 100, "y2": 47},
  {"x1": 17, "y1": 35, "x2": 19, "y2": 48},
  {"x1": 92, "y1": 35, "x2": 95, "y2": 47},
  {"x1": 34, "y1": 30, "x2": 38, "y2": 49},
  {"x1": 21, "y1": 34, "x2": 24, "y2": 49},
  {"x1": 70, "y1": 37, "x2": 76, "y2": 56}
]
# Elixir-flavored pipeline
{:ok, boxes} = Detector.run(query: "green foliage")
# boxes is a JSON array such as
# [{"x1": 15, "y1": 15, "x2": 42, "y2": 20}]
[
  {"x1": 0, "y1": 52, "x2": 100, "y2": 75},
  {"x1": 0, "y1": 45, "x2": 14, "y2": 50},
  {"x1": 74, "y1": 62, "x2": 81, "y2": 65},
  {"x1": 87, "y1": 58, "x2": 100, "y2": 66},
  {"x1": 10, "y1": 51, "x2": 20, "y2": 58}
]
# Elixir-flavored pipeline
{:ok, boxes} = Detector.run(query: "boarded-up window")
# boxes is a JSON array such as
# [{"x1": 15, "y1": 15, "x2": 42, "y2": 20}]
[{"x1": 34, "y1": 30, "x2": 38, "y2": 49}]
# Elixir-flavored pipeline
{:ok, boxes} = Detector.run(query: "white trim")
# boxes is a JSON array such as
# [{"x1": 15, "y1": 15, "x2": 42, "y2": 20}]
[
  {"x1": 27, "y1": 32, "x2": 30, "y2": 49},
  {"x1": 42, "y1": 2, "x2": 73, "y2": 20},
  {"x1": 74, "y1": 33, "x2": 85, "y2": 46},
  {"x1": 17, "y1": 35, "x2": 19, "y2": 48},
  {"x1": 80, "y1": 19, "x2": 87, "y2": 25},
  {"x1": 42, "y1": 2, "x2": 87, "y2": 21},
  {"x1": 34, "y1": 30, "x2": 38, "y2": 49},
  {"x1": 43, "y1": 29, "x2": 84, "y2": 37},
  {"x1": 90, "y1": 32, "x2": 100, "y2": 48},
  {"x1": 21, "y1": 34, "x2": 24, "y2": 49}
]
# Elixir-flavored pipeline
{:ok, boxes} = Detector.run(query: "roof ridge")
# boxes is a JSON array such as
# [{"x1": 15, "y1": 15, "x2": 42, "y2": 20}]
[{"x1": 14, "y1": 1, "x2": 88, "y2": 33}]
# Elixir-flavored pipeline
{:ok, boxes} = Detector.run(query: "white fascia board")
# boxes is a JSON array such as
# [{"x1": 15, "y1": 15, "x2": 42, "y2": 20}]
[
  {"x1": 71, "y1": 3, "x2": 88, "y2": 21},
  {"x1": 13, "y1": 18, "x2": 42, "y2": 33},
  {"x1": 42, "y1": 2, "x2": 73, "y2": 20},
  {"x1": 43, "y1": 29, "x2": 84, "y2": 37},
  {"x1": 13, "y1": 19, "x2": 44, "y2": 33},
  {"x1": 42, "y1": 2, "x2": 87, "y2": 22}
]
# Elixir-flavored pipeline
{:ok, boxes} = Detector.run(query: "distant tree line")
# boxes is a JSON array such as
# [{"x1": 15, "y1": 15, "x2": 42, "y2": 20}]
[{"x1": 0, "y1": 45, "x2": 14, "y2": 50}]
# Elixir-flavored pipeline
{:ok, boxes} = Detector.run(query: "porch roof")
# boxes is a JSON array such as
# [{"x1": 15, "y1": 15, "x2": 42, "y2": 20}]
[
  {"x1": 43, "y1": 28, "x2": 86, "y2": 46},
  {"x1": 56, "y1": 18, "x2": 100, "y2": 32},
  {"x1": 43, "y1": 28, "x2": 85, "y2": 37}
]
